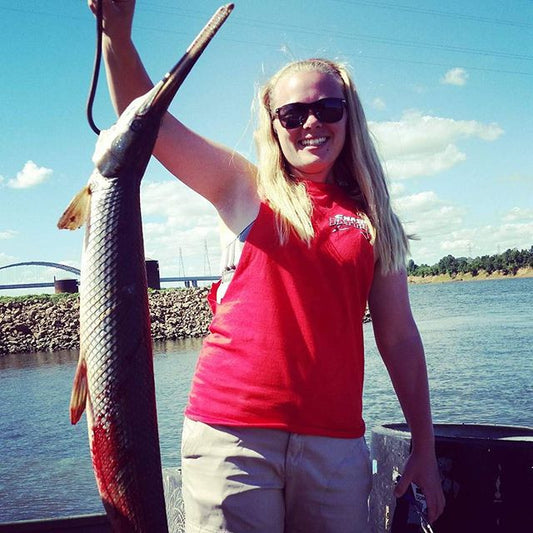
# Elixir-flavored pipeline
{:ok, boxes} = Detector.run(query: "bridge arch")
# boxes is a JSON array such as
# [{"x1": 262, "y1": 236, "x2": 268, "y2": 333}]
[{"x1": 0, "y1": 261, "x2": 80, "y2": 276}]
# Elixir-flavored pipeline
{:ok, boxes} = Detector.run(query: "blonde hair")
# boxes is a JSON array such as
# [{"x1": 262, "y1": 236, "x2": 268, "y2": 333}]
[{"x1": 254, "y1": 58, "x2": 409, "y2": 273}]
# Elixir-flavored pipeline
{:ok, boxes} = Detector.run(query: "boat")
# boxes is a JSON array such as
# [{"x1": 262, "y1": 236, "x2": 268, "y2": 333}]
[{"x1": 1, "y1": 425, "x2": 532, "y2": 532}]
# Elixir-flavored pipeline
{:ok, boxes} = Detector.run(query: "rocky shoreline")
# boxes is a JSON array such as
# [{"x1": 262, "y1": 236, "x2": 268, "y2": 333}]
[
  {"x1": 3, "y1": 267, "x2": 526, "y2": 355},
  {"x1": 0, "y1": 287, "x2": 213, "y2": 356}
]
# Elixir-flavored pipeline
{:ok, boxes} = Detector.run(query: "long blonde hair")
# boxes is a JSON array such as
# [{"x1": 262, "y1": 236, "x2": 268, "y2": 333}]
[{"x1": 254, "y1": 58, "x2": 409, "y2": 273}]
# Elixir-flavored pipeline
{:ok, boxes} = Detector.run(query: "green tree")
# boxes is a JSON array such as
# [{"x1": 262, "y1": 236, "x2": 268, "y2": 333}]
[
  {"x1": 438, "y1": 255, "x2": 459, "y2": 276},
  {"x1": 408, "y1": 246, "x2": 532, "y2": 278},
  {"x1": 457, "y1": 257, "x2": 469, "y2": 274}
]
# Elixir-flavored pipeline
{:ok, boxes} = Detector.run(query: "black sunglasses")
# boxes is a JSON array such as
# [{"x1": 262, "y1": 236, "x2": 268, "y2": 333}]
[{"x1": 274, "y1": 97, "x2": 346, "y2": 130}]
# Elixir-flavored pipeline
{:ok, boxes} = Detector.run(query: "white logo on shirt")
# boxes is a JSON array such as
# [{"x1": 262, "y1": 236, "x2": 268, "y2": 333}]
[{"x1": 329, "y1": 214, "x2": 371, "y2": 241}]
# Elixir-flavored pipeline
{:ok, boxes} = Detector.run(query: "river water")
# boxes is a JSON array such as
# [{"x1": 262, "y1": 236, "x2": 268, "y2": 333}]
[{"x1": 0, "y1": 278, "x2": 531, "y2": 523}]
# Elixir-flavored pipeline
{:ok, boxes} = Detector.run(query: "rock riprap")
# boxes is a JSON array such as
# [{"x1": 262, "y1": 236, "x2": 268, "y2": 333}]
[{"x1": 0, "y1": 288, "x2": 213, "y2": 355}]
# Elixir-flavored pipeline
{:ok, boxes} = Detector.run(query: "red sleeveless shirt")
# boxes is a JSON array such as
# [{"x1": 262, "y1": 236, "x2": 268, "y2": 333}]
[{"x1": 185, "y1": 181, "x2": 375, "y2": 438}]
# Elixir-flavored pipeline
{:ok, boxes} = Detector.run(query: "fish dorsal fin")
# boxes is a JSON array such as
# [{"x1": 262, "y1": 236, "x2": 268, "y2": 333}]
[{"x1": 57, "y1": 186, "x2": 92, "y2": 230}]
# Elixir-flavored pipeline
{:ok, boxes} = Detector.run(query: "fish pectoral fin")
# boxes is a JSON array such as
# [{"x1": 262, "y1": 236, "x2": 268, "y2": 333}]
[
  {"x1": 57, "y1": 186, "x2": 91, "y2": 230},
  {"x1": 70, "y1": 357, "x2": 88, "y2": 425}
]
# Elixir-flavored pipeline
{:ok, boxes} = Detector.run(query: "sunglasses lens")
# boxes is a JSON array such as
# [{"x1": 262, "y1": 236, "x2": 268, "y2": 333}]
[
  {"x1": 278, "y1": 103, "x2": 307, "y2": 129},
  {"x1": 276, "y1": 98, "x2": 345, "y2": 129},
  {"x1": 316, "y1": 98, "x2": 344, "y2": 123}
]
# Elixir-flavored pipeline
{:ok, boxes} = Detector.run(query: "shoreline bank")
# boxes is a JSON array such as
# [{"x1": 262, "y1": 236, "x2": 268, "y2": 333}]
[
  {"x1": 408, "y1": 267, "x2": 533, "y2": 284},
  {"x1": 1, "y1": 270, "x2": 530, "y2": 355}
]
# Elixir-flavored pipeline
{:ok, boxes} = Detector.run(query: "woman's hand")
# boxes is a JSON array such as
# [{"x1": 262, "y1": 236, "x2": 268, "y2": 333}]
[
  {"x1": 394, "y1": 449, "x2": 445, "y2": 524},
  {"x1": 87, "y1": 0, "x2": 135, "y2": 41}
]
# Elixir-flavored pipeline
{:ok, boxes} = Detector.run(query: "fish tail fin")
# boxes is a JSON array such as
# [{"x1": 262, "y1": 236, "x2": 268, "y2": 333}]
[
  {"x1": 70, "y1": 357, "x2": 88, "y2": 425},
  {"x1": 57, "y1": 186, "x2": 91, "y2": 230}
]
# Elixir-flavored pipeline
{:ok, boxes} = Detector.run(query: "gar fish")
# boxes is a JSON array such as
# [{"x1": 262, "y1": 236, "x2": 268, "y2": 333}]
[{"x1": 57, "y1": 5, "x2": 234, "y2": 531}]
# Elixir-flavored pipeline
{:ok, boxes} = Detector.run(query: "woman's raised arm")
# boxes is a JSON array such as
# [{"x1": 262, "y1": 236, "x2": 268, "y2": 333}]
[{"x1": 88, "y1": 0, "x2": 259, "y2": 231}]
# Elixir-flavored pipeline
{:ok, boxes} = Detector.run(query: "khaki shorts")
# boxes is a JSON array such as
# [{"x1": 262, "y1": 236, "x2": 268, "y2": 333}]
[{"x1": 181, "y1": 417, "x2": 372, "y2": 533}]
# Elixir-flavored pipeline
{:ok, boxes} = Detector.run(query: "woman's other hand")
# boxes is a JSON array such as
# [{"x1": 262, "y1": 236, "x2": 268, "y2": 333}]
[{"x1": 87, "y1": 0, "x2": 135, "y2": 41}]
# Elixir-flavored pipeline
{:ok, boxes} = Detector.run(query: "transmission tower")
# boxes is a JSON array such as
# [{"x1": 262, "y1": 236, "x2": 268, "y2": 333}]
[
  {"x1": 203, "y1": 240, "x2": 212, "y2": 276},
  {"x1": 178, "y1": 247, "x2": 185, "y2": 277}
]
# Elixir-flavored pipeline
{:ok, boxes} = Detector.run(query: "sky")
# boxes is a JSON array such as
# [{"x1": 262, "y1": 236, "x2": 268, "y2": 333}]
[{"x1": 1, "y1": 0, "x2": 532, "y2": 291}]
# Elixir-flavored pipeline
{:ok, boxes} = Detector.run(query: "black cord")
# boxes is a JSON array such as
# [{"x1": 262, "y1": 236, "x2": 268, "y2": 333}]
[{"x1": 86, "y1": 0, "x2": 103, "y2": 135}]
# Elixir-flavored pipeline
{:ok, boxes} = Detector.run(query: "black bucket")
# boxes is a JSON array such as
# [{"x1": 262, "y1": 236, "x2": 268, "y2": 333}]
[
  {"x1": 370, "y1": 423, "x2": 533, "y2": 533},
  {"x1": 54, "y1": 278, "x2": 78, "y2": 294},
  {"x1": 145, "y1": 260, "x2": 160, "y2": 290}
]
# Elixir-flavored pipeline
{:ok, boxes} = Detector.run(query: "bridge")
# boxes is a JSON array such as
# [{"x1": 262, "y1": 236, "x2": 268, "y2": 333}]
[{"x1": 0, "y1": 261, "x2": 219, "y2": 292}]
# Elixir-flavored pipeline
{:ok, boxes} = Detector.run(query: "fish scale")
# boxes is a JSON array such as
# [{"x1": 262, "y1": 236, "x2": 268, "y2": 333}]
[{"x1": 58, "y1": 4, "x2": 234, "y2": 531}]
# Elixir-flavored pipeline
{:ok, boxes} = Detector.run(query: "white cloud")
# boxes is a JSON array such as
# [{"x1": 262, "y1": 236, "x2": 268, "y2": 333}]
[
  {"x1": 7, "y1": 161, "x2": 52, "y2": 189},
  {"x1": 394, "y1": 190, "x2": 464, "y2": 236},
  {"x1": 372, "y1": 97, "x2": 386, "y2": 110},
  {"x1": 441, "y1": 67, "x2": 469, "y2": 86},
  {"x1": 437, "y1": 222, "x2": 532, "y2": 258},
  {"x1": 0, "y1": 252, "x2": 17, "y2": 266},
  {"x1": 0, "y1": 230, "x2": 17, "y2": 240},
  {"x1": 488, "y1": 221, "x2": 533, "y2": 251},
  {"x1": 400, "y1": 196, "x2": 533, "y2": 264},
  {"x1": 389, "y1": 182, "x2": 405, "y2": 196},
  {"x1": 440, "y1": 237, "x2": 474, "y2": 254},
  {"x1": 140, "y1": 180, "x2": 220, "y2": 275},
  {"x1": 141, "y1": 180, "x2": 216, "y2": 221},
  {"x1": 370, "y1": 111, "x2": 503, "y2": 179},
  {"x1": 502, "y1": 207, "x2": 533, "y2": 223},
  {"x1": 384, "y1": 144, "x2": 466, "y2": 180},
  {"x1": 392, "y1": 189, "x2": 466, "y2": 262}
]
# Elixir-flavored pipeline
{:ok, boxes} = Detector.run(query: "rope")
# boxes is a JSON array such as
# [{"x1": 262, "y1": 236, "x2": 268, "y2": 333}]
[{"x1": 86, "y1": 0, "x2": 103, "y2": 135}]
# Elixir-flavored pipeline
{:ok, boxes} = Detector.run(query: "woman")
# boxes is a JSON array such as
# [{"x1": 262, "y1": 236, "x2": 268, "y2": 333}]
[{"x1": 89, "y1": 1, "x2": 445, "y2": 531}]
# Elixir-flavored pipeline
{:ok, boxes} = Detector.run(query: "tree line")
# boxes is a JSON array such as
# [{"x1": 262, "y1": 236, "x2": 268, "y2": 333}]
[{"x1": 407, "y1": 246, "x2": 533, "y2": 278}]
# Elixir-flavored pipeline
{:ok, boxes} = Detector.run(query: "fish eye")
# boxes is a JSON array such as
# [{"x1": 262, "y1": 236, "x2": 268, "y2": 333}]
[{"x1": 131, "y1": 119, "x2": 144, "y2": 132}]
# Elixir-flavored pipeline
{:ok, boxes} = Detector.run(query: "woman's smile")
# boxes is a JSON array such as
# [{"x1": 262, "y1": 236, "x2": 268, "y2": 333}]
[{"x1": 299, "y1": 136, "x2": 328, "y2": 148}]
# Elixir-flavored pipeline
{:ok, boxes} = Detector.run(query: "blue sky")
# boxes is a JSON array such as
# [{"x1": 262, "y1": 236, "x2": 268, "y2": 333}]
[{"x1": 1, "y1": 0, "x2": 532, "y2": 290}]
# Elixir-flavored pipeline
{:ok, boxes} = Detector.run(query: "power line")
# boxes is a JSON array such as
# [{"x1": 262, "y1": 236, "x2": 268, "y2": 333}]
[
  {"x1": 136, "y1": 4, "x2": 533, "y2": 77},
  {"x1": 349, "y1": 53, "x2": 533, "y2": 77},
  {"x1": 149, "y1": 0, "x2": 533, "y2": 30},
  {"x1": 138, "y1": 3, "x2": 533, "y2": 62},
  {"x1": 216, "y1": 17, "x2": 533, "y2": 62},
  {"x1": 328, "y1": 0, "x2": 533, "y2": 30},
  {"x1": 5, "y1": 2, "x2": 525, "y2": 64},
  {"x1": 2, "y1": 4, "x2": 532, "y2": 77},
  {"x1": 134, "y1": 25, "x2": 533, "y2": 77}
]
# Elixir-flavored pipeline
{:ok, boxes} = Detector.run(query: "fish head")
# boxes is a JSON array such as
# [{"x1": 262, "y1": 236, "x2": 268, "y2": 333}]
[
  {"x1": 92, "y1": 49, "x2": 205, "y2": 180},
  {"x1": 92, "y1": 83, "x2": 170, "y2": 180}
]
